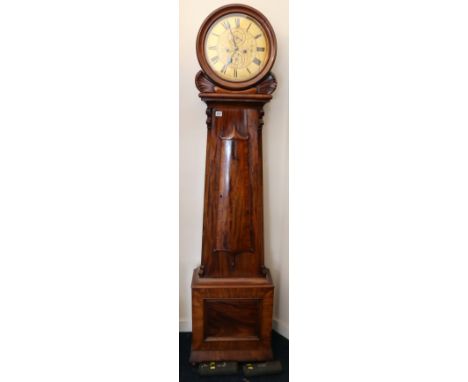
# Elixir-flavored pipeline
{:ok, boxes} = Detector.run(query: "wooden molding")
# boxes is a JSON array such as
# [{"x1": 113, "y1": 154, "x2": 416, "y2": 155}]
[
  {"x1": 195, "y1": 71, "x2": 216, "y2": 93},
  {"x1": 255, "y1": 73, "x2": 277, "y2": 94},
  {"x1": 196, "y1": 70, "x2": 277, "y2": 97}
]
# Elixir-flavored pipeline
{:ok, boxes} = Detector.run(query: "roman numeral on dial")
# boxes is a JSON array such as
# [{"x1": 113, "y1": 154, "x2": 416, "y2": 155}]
[
  {"x1": 233, "y1": 68, "x2": 237, "y2": 78},
  {"x1": 208, "y1": 46, "x2": 217, "y2": 51},
  {"x1": 235, "y1": 18, "x2": 240, "y2": 28},
  {"x1": 211, "y1": 56, "x2": 219, "y2": 64},
  {"x1": 222, "y1": 21, "x2": 230, "y2": 29},
  {"x1": 256, "y1": 47, "x2": 265, "y2": 52},
  {"x1": 253, "y1": 57, "x2": 261, "y2": 65},
  {"x1": 254, "y1": 34, "x2": 262, "y2": 39}
]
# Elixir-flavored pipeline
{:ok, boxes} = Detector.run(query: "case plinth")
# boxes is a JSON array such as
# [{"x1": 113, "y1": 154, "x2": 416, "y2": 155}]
[{"x1": 190, "y1": 268, "x2": 274, "y2": 363}]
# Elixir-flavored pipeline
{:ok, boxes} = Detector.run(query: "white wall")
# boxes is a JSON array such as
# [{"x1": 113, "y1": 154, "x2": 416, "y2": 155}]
[{"x1": 179, "y1": 0, "x2": 289, "y2": 338}]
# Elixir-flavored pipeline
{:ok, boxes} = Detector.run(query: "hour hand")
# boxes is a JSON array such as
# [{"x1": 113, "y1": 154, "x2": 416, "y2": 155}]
[{"x1": 229, "y1": 29, "x2": 238, "y2": 49}]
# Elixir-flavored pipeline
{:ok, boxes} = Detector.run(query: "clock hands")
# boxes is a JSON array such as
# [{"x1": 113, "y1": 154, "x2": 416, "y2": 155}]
[
  {"x1": 226, "y1": 21, "x2": 250, "y2": 72},
  {"x1": 211, "y1": 17, "x2": 262, "y2": 78},
  {"x1": 227, "y1": 23, "x2": 239, "y2": 51},
  {"x1": 222, "y1": 23, "x2": 237, "y2": 71}
]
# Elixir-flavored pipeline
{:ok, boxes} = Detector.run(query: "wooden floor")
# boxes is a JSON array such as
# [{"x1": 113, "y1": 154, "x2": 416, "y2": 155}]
[{"x1": 179, "y1": 330, "x2": 289, "y2": 381}]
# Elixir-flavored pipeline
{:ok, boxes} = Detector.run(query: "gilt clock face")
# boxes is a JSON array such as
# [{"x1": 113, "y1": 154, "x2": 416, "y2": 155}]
[
  {"x1": 203, "y1": 13, "x2": 271, "y2": 83},
  {"x1": 197, "y1": 5, "x2": 277, "y2": 90}
]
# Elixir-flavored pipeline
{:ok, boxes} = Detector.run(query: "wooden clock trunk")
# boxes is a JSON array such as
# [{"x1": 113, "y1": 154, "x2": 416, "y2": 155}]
[{"x1": 190, "y1": 72, "x2": 277, "y2": 362}]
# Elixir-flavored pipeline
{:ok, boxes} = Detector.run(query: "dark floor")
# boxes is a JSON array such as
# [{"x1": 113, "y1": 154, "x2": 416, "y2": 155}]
[{"x1": 179, "y1": 331, "x2": 289, "y2": 382}]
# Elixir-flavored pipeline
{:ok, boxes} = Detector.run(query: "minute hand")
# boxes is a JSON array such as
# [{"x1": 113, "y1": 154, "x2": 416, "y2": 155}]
[{"x1": 229, "y1": 26, "x2": 238, "y2": 50}]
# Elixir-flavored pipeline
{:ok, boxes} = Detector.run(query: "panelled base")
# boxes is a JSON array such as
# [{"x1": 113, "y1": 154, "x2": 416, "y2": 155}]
[{"x1": 189, "y1": 267, "x2": 274, "y2": 363}]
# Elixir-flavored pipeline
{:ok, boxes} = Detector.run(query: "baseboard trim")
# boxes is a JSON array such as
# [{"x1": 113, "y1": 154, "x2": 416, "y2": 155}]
[
  {"x1": 179, "y1": 318, "x2": 191, "y2": 332},
  {"x1": 179, "y1": 317, "x2": 289, "y2": 339},
  {"x1": 272, "y1": 317, "x2": 289, "y2": 339}
]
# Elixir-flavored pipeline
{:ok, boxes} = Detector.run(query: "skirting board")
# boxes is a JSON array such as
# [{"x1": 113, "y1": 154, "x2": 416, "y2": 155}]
[
  {"x1": 179, "y1": 318, "x2": 191, "y2": 332},
  {"x1": 272, "y1": 317, "x2": 289, "y2": 339},
  {"x1": 179, "y1": 317, "x2": 289, "y2": 339}
]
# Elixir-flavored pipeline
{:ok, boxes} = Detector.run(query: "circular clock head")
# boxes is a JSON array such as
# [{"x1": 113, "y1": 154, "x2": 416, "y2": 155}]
[{"x1": 196, "y1": 4, "x2": 277, "y2": 90}]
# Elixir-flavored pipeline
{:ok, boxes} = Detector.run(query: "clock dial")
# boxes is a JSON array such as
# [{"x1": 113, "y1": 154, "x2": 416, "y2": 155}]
[{"x1": 204, "y1": 13, "x2": 270, "y2": 82}]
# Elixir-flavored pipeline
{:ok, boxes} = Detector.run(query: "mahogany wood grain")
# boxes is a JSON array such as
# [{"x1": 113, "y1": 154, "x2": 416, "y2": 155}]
[
  {"x1": 190, "y1": 268, "x2": 274, "y2": 362},
  {"x1": 204, "y1": 299, "x2": 260, "y2": 339}
]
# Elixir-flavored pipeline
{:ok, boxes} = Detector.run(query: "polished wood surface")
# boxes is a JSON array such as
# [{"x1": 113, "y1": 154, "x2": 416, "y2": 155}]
[
  {"x1": 190, "y1": 268, "x2": 274, "y2": 362},
  {"x1": 201, "y1": 104, "x2": 263, "y2": 278},
  {"x1": 190, "y1": 73, "x2": 277, "y2": 362},
  {"x1": 196, "y1": 72, "x2": 276, "y2": 279}
]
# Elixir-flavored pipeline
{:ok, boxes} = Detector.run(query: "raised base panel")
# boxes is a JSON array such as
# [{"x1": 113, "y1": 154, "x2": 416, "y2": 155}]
[{"x1": 190, "y1": 267, "x2": 274, "y2": 363}]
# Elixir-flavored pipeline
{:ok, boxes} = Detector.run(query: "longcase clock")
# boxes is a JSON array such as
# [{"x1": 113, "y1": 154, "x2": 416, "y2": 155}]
[{"x1": 190, "y1": 4, "x2": 278, "y2": 363}]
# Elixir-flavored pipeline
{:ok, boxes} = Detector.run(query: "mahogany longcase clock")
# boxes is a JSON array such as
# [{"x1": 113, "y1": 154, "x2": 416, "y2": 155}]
[{"x1": 190, "y1": 4, "x2": 278, "y2": 363}]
